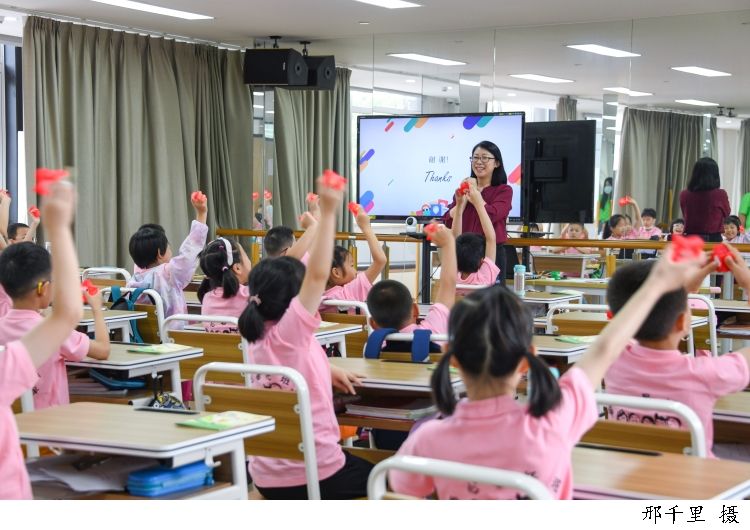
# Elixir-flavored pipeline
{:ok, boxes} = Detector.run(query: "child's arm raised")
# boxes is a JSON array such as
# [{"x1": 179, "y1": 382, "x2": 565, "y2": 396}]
[
  {"x1": 286, "y1": 213, "x2": 317, "y2": 261},
  {"x1": 575, "y1": 247, "x2": 703, "y2": 389},
  {"x1": 0, "y1": 190, "x2": 10, "y2": 242},
  {"x1": 168, "y1": 192, "x2": 210, "y2": 290},
  {"x1": 629, "y1": 199, "x2": 643, "y2": 231},
  {"x1": 431, "y1": 225, "x2": 457, "y2": 310},
  {"x1": 467, "y1": 181, "x2": 496, "y2": 263},
  {"x1": 83, "y1": 290, "x2": 111, "y2": 360},
  {"x1": 24, "y1": 212, "x2": 40, "y2": 243},
  {"x1": 21, "y1": 181, "x2": 83, "y2": 368},
  {"x1": 298, "y1": 177, "x2": 343, "y2": 315},
  {"x1": 451, "y1": 187, "x2": 468, "y2": 239},
  {"x1": 355, "y1": 207, "x2": 387, "y2": 284}
]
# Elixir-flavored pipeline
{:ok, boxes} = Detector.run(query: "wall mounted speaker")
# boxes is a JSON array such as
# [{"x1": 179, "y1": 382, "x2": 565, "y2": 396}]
[{"x1": 243, "y1": 49, "x2": 308, "y2": 86}]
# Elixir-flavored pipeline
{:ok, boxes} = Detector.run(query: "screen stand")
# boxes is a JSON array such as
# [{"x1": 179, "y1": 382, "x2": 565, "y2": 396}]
[{"x1": 402, "y1": 232, "x2": 433, "y2": 304}]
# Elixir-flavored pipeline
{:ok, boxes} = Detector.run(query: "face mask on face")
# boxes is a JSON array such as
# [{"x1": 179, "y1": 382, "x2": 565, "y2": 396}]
[{"x1": 603, "y1": 185, "x2": 613, "y2": 194}]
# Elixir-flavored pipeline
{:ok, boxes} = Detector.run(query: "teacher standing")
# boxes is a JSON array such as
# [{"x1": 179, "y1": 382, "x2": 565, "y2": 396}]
[
  {"x1": 679, "y1": 157, "x2": 729, "y2": 242},
  {"x1": 443, "y1": 140, "x2": 513, "y2": 272}
]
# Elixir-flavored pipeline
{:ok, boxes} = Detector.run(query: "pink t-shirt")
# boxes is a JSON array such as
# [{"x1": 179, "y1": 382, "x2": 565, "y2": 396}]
[
  {"x1": 637, "y1": 226, "x2": 663, "y2": 239},
  {"x1": 0, "y1": 309, "x2": 89, "y2": 409},
  {"x1": 389, "y1": 367, "x2": 597, "y2": 499},
  {"x1": 401, "y1": 303, "x2": 449, "y2": 335},
  {"x1": 607, "y1": 228, "x2": 638, "y2": 241},
  {"x1": 244, "y1": 297, "x2": 345, "y2": 488},
  {"x1": 201, "y1": 284, "x2": 249, "y2": 333},
  {"x1": 604, "y1": 343, "x2": 750, "y2": 457},
  {"x1": 319, "y1": 272, "x2": 372, "y2": 314},
  {"x1": 0, "y1": 341, "x2": 37, "y2": 499},
  {"x1": 457, "y1": 257, "x2": 500, "y2": 290},
  {"x1": 0, "y1": 285, "x2": 12, "y2": 318}
]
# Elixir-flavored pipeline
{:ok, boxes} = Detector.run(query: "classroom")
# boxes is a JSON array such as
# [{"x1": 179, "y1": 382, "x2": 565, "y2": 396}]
[{"x1": 2, "y1": 0, "x2": 750, "y2": 516}]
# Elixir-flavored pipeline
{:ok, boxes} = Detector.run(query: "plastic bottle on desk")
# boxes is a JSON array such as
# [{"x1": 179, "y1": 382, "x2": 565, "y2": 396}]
[{"x1": 513, "y1": 264, "x2": 526, "y2": 296}]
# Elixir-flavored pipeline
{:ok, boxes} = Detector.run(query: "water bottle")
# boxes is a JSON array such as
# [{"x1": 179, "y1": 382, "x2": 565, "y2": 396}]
[{"x1": 513, "y1": 264, "x2": 526, "y2": 296}]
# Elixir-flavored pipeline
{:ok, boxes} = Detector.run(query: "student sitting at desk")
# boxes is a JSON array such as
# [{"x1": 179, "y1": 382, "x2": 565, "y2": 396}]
[
  {"x1": 604, "y1": 250, "x2": 750, "y2": 458},
  {"x1": 723, "y1": 215, "x2": 750, "y2": 244},
  {"x1": 367, "y1": 223, "x2": 457, "y2": 341},
  {"x1": 389, "y1": 247, "x2": 702, "y2": 499},
  {"x1": 197, "y1": 237, "x2": 252, "y2": 332},
  {"x1": 320, "y1": 203, "x2": 386, "y2": 313},
  {"x1": 0, "y1": 242, "x2": 110, "y2": 409},
  {"x1": 238, "y1": 175, "x2": 370, "y2": 500},
  {"x1": 1, "y1": 179, "x2": 84, "y2": 499},
  {"x1": 127, "y1": 192, "x2": 208, "y2": 318},
  {"x1": 262, "y1": 201, "x2": 319, "y2": 263},
  {"x1": 451, "y1": 179, "x2": 500, "y2": 290},
  {"x1": 552, "y1": 222, "x2": 595, "y2": 256}
]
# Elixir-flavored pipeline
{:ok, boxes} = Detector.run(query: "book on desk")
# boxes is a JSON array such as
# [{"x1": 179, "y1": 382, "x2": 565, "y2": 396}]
[{"x1": 345, "y1": 397, "x2": 436, "y2": 420}]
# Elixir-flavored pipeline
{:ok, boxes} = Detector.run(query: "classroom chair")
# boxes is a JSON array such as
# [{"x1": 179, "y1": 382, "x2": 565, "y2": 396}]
[
  {"x1": 531, "y1": 254, "x2": 595, "y2": 279},
  {"x1": 162, "y1": 314, "x2": 245, "y2": 385},
  {"x1": 367, "y1": 455, "x2": 553, "y2": 500},
  {"x1": 545, "y1": 303, "x2": 609, "y2": 335},
  {"x1": 365, "y1": 331, "x2": 448, "y2": 363},
  {"x1": 81, "y1": 266, "x2": 132, "y2": 281},
  {"x1": 193, "y1": 361, "x2": 320, "y2": 500},
  {"x1": 99, "y1": 286, "x2": 166, "y2": 343},
  {"x1": 582, "y1": 393, "x2": 707, "y2": 457},
  {"x1": 686, "y1": 293, "x2": 718, "y2": 357},
  {"x1": 320, "y1": 300, "x2": 370, "y2": 357}
]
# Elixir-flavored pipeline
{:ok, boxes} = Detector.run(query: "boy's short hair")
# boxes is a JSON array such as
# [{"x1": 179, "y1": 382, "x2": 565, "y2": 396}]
[
  {"x1": 0, "y1": 242, "x2": 51, "y2": 298},
  {"x1": 607, "y1": 261, "x2": 687, "y2": 341},
  {"x1": 641, "y1": 208, "x2": 657, "y2": 219},
  {"x1": 367, "y1": 280, "x2": 413, "y2": 330},
  {"x1": 129, "y1": 225, "x2": 169, "y2": 269},
  {"x1": 8, "y1": 222, "x2": 29, "y2": 240},
  {"x1": 456, "y1": 233, "x2": 485, "y2": 274},
  {"x1": 264, "y1": 226, "x2": 294, "y2": 257}
]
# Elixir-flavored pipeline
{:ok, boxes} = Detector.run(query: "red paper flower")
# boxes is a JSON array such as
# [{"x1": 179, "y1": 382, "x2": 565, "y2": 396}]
[
  {"x1": 81, "y1": 279, "x2": 99, "y2": 302},
  {"x1": 35, "y1": 168, "x2": 69, "y2": 196},
  {"x1": 191, "y1": 191, "x2": 207, "y2": 203},
  {"x1": 617, "y1": 196, "x2": 632, "y2": 207},
  {"x1": 458, "y1": 181, "x2": 470, "y2": 196},
  {"x1": 321, "y1": 169, "x2": 347, "y2": 191},
  {"x1": 264, "y1": 190, "x2": 273, "y2": 201},
  {"x1": 252, "y1": 192, "x2": 260, "y2": 201},
  {"x1": 348, "y1": 202, "x2": 360, "y2": 215},
  {"x1": 28, "y1": 206, "x2": 40, "y2": 219},
  {"x1": 423, "y1": 222, "x2": 439, "y2": 241},
  {"x1": 606, "y1": 310, "x2": 613, "y2": 320},
  {"x1": 671, "y1": 234, "x2": 704, "y2": 263},
  {"x1": 306, "y1": 192, "x2": 318, "y2": 203},
  {"x1": 712, "y1": 243, "x2": 731, "y2": 273}
]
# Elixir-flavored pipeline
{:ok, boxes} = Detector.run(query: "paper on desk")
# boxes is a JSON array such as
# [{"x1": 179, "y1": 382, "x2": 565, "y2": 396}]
[{"x1": 27, "y1": 454, "x2": 157, "y2": 492}]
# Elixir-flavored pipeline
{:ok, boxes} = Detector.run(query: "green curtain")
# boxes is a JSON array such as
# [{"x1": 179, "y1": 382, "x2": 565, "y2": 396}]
[
  {"x1": 617, "y1": 107, "x2": 705, "y2": 223},
  {"x1": 740, "y1": 120, "x2": 750, "y2": 193},
  {"x1": 555, "y1": 96, "x2": 577, "y2": 121},
  {"x1": 273, "y1": 68, "x2": 352, "y2": 231},
  {"x1": 23, "y1": 16, "x2": 253, "y2": 266}
]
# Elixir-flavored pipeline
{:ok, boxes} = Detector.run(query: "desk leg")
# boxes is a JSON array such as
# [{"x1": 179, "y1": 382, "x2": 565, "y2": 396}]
[
  {"x1": 169, "y1": 365, "x2": 183, "y2": 402},
  {"x1": 121, "y1": 323, "x2": 132, "y2": 342},
  {"x1": 722, "y1": 272, "x2": 734, "y2": 300},
  {"x1": 230, "y1": 442, "x2": 249, "y2": 500},
  {"x1": 20, "y1": 391, "x2": 39, "y2": 459},
  {"x1": 338, "y1": 339, "x2": 347, "y2": 358}
]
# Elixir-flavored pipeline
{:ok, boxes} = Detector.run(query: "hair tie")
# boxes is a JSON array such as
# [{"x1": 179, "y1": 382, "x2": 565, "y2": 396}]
[
  {"x1": 222, "y1": 266, "x2": 229, "y2": 272},
  {"x1": 216, "y1": 237, "x2": 234, "y2": 267},
  {"x1": 249, "y1": 294, "x2": 262, "y2": 306}
]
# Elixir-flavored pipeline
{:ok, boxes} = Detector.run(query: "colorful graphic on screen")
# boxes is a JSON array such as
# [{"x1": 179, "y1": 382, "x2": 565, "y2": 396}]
[{"x1": 357, "y1": 113, "x2": 524, "y2": 219}]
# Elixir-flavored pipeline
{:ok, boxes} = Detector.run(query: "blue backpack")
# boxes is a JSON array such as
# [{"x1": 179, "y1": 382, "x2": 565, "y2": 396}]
[{"x1": 109, "y1": 285, "x2": 149, "y2": 343}]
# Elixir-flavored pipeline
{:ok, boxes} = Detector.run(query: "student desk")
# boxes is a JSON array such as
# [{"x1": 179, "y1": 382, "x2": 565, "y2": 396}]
[
  {"x1": 184, "y1": 291, "x2": 201, "y2": 315},
  {"x1": 551, "y1": 312, "x2": 709, "y2": 336},
  {"x1": 79, "y1": 308, "x2": 147, "y2": 342},
  {"x1": 315, "y1": 321, "x2": 364, "y2": 357},
  {"x1": 519, "y1": 291, "x2": 583, "y2": 313},
  {"x1": 527, "y1": 278, "x2": 609, "y2": 304},
  {"x1": 329, "y1": 357, "x2": 463, "y2": 431},
  {"x1": 533, "y1": 335, "x2": 588, "y2": 364},
  {"x1": 66, "y1": 343, "x2": 202, "y2": 403},
  {"x1": 572, "y1": 445, "x2": 750, "y2": 499},
  {"x1": 16, "y1": 402, "x2": 274, "y2": 500}
]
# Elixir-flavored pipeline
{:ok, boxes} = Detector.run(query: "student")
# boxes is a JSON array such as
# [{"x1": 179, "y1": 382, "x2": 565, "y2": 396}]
[
  {"x1": 0, "y1": 180, "x2": 84, "y2": 499},
  {"x1": 552, "y1": 222, "x2": 594, "y2": 255},
  {"x1": 604, "y1": 254, "x2": 750, "y2": 458},
  {"x1": 198, "y1": 237, "x2": 252, "y2": 332},
  {"x1": 367, "y1": 224, "x2": 456, "y2": 339},
  {"x1": 8, "y1": 217, "x2": 40, "y2": 245},
  {"x1": 723, "y1": 215, "x2": 750, "y2": 244},
  {"x1": 602, "y1": 198, "x2": 642, "y2": 240},
  {"x1": 637, "y1": 208, "x2": 663, "y2": 239},
  {"x1": 388, "y1": 248, "x2": 703, "y2": 499},
  {"x1": 0, "y1": 242, "x2": 111, "y2": 409},
  {"x1": 666, "y1": 218, "x2": 685, "y2": 241},
  {"x1": 237, "y1": 177, "x2": 371, "y2": 500},
  {"x1": 452, "y1": 180, "x2": 499, "y2": 289},
  {"x1": 127, "y1": 193, "x2": 208, "y2": 318},
  {"x1": 263, "y1": 200, "x2": 320, "y2": 261},
  {"x1": 321, "y1": 205, "x2": 386, "y2": 312}
]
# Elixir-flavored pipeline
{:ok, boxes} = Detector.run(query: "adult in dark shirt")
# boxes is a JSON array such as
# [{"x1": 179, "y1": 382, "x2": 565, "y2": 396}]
[
  {"x1": 679, "y1": 157, "x2": 729, "y2": 243},
  {"x1": 443, "y1": 141, "x2": 512, "y2": 272}
]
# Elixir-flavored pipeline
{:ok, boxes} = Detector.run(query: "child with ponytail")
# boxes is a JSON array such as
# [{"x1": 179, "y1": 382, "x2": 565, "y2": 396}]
[
  {"x1": 388, "y1": 246, "x2": 703, "y2": 499},
  {"x1": 198, "y1": 238, "x2": 252, "y2": 332},
  {"x1": 238, "y1": 174, "x2": 372, "y2": 499}
]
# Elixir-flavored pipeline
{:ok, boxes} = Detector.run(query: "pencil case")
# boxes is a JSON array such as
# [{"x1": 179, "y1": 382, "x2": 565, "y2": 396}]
[{"x1": 127, "y1": 461, "x2": 214, "y2": 497}]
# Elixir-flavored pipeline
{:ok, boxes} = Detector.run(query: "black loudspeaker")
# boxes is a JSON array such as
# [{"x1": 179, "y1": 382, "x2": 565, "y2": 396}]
[
  {"x1": 304, "y1": 56, "x2": 335, "y2": 90},
  {"x1": 243, "y1": 49, "x2": 308, "y2": 86}
]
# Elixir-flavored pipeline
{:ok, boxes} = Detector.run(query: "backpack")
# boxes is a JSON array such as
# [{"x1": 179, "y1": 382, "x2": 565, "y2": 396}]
[
  {"x1": 109, "y1": 286, "x2": 150, "y2": 344},
  {"x1": 363, "y1": 328, "x2": 437, "y2": 362}
]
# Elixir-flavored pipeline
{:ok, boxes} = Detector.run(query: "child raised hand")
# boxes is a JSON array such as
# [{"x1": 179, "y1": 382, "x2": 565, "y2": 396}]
[
  {"x1": 429, "y1": 224, "x2": 457, "y2": 309},
  {"x1": 354, "y1": 204, "x2": 387, "y2": 285},
  {"x1": 82, "y1": 289, "x2": 111, "y2": 360},
  {"x1": 191, "y1": 191, "x2": 208, "y2": 225}
]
